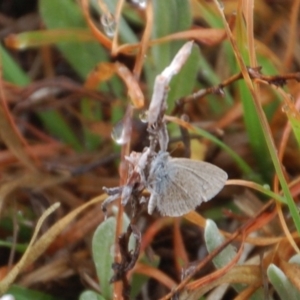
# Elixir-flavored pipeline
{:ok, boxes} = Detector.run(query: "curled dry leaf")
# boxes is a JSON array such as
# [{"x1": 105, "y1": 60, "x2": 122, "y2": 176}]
[{"x1": 85, "y1": 62, "x2": 144, "y2": 109}]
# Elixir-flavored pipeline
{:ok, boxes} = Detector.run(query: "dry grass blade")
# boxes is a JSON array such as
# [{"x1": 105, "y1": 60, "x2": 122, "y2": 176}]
[
  {"x1": 181, "y1": 265, "x2": 262, "y2": 300},
  {"x1": 0, "y1": 193, "x2": 106, "y2": 294},
  {"x1": 81, "y1": 0, "x2": 112, "y2": 50},
  {"x1": 0, "y1": 172, "x2": 68, "y2": 213},
  {"x1": 0, "y1": 202, "x2": 60, "y2": 294},
  {"x1": 0, "y1": 102, "x2": 35, "y2": 171}
]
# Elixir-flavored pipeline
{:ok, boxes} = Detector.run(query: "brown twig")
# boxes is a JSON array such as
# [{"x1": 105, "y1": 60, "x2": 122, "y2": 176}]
[
  {"x1": 159, "y1": 198, "x2": 276, "y2": 299},
  {"x1": 172, "y1": 67, "x2": 300, "y2": 116}
]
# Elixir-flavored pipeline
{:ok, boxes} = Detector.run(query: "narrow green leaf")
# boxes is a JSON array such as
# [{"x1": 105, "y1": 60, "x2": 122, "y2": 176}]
[
  {"x1": 1, "y1": 43, "x2": 81, "y2": 150},
  {"x1": 0, "y1": 45, "x2": 30, "y2": 86},
  {"x1": 168, "y1": 45, "x2": 200, "y2": 105},
  {"x1": 92, "y1": 213, "x2": 133, "y2": 300},
  {"x1": 92, "y1": 217, "x2": 115, "y2": 299},
  {"x1": 204, "y1": 220, "x2": 265, "y2": 300},
  {"x1": 80, "y1": 98, "x2": 102, "y2": 150},
  {"x1": 39, "y1": 0, "x2": 108, "y2": 79},
  {"x1": 90, "y1": 0, "x2": 138, "y2": 44},
  {"x1": 204, "y1": 219, "x2": 236, "y2": 267},
  {"x1": 38, "y1": 110, "x2": 82, "y2": 151},
  {"x1": 122, "y1": 5, "x2": 144, "y2": 26},
  {"x1": 267, "y1": 264, "x2": 300, "y2": 300},
  {"x1": 194, "y1": 1, "x2": 223, "y2": 28},
  {"x1": 256, "y1": 54, "x2": 280, "y2": 120},
  {"x1": 130, "y1": 273, "x2": 149, "y2": 299},
  {"x1": 237, "y1": 81, "x2": 273, "y2": 180},
  {"x1": 190, "y1": 125, "x2": 256, "y2": 179},
  {"x1": 0, "y1": 240, "x2": 27, "y2": 253},
  {"x1": 166, "y1": 45, "x2": 201, "y2": 139},
  {"x1": 289, "y1": 254, "x2": 300, "y2": 264},
  {"x1": 198, "y1": 44, "x2": 234, "y2": 110},
  {"x1": 145, "y1": 0, "x2": 192, "y2": 97},
  {"x1": 286, "y1": 111, "x2": 300, "y2": 148},
  {"x1": 234, "y1": 8, "x2": 273, "y2": 180},
  {"x1": 213, "y1": 0, "x2": 300, "y2": 237},
  {"x1": 6, "y1": 29, "x2": 96, "y2": 49},
  {"x1": 80, "y1": 290, "x2": 106, "y2": 300},
  {"x1": 0, "y1": 216, "x2": 32, "y2": 241},
  {"x1": 130, "y1": 256, "x2": 160, "y2": 299},
  {"x1": 7, "y1": 285, "x2": 61, "y2": 300}
]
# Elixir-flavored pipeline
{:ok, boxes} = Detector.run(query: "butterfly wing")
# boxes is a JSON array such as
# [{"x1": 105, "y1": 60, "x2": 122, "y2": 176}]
[
  {"x1": 171, "y1": 158, "x2": 227, "y2": 201},
  {"x1": 155, "y1": 174, "x2": 204, "y2": 216},
  {"x1": 153, "y1": 158, "x2": 227, "y2": 216}
]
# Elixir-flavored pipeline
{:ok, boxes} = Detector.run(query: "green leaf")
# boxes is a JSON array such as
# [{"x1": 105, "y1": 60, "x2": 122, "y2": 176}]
[
  {"x1": 38, "y1": 110, "x2": 82, "y2": 151},
  {"x1": 256, "y1": 54, "x2": 280, "y2": 120},
  {"x1": 7, "y1": 285, "x2": 60, "y2": 300},
  {"x1": 237, "y1": 81, "x2": 273, "y2": 180},
  {"x1": 90, "y1": 0, "x2": 138, "y2": 44},
  {"x1": 0, "y1": 240, "x2": 27, "y2": 253},
  {"x1": 284, "y1": 107, "x2": 300, "y2": 149},
  {"x1": 80, "y1": 98, "x2": 102, "y2": 150},
  {"x1": 267, "y1": 264, "x2": 300, "y2": 300},
  {"x1": 167, "y1": 45, "x2": 201, "y2": 139},
  {"x1": 39, "y1": 0, "x2": 108, "y2": 79},
  {"x1": 79, "y1": 290, "x2": 106, "y2": 300},
  {"x1": 92, "y1": 213, "x2": 133, "y2": 299},
  {"x1": 289, "y1": 254, "x2": 300, "y2": 264},
  {"x1": 234, "y1": 11, "x2": 274, "y2": 181},
  {"x1": 204, "y1": 220, "x2": 265, "y2": 300},
  {"x1": 168, "y1": 44, "x2": 200, "y2": 106},
  {"x1": 197, "y1": 43, "x2": 234, "y2": 111},
  {"x1": 130, "y1": 256, "x2": 160, "y2": 299},
  {"x1": 130, "y1": 273, "x2": 149, "y2": 299},
  {"x1": 194, "y1": 1, "x2": 223, "y2": 28},
  {"x1": 0, "y1": 45, "x2": 30, "y2": 86},
  {"x1": 7, "y1": 29, "x2": 96, "y2": 49},
  {"x1": 204, "y1": 219, "x2": 236, "y2": 267},
  {"x1": 0, "y1": 214, "x2": 33, "y2": 241},
  {"x1": 145, "y1": 0, "x2": 192, "y2": 97},
  {"x1": 1, "y1": 40, "x2": 82, "y2": 150},
  {"x1": 191, "y1": 125, "x2": 257, "y2": 180},
  {"x1": 92, "y1": 217, "x2": 115, "y2": 299}
]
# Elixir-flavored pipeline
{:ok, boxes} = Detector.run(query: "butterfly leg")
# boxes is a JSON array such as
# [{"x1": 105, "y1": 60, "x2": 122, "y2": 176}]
[
  {"x1": 103, "y1": 186, "x2": 123, "y2": 196},
  {"x1": 101, "y1": 186, "x2": 123, "y2": 217},
  {"x1": 147, "y1": 192, "x2": 158, "y2": 215}
]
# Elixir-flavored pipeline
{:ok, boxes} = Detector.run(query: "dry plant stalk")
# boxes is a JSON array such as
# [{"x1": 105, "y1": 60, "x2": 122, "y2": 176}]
[{"x1": 101, "y1": 42, "x2": 228, "y2": 292}]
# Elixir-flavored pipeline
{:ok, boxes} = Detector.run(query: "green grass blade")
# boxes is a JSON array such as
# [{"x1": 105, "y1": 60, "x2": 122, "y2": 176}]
[
  {"x1": 235, "y1": 14, "x2": 273, "y2": 180},
  {"x1": 6, "y1": 29, "x2": 97, "y2": 49},
  {"x1": 145, "y1": 0, "x2": 192, "y2": 98},
  {"x1": 8, "y1": 285, "x2": 61, "y2": 300},
  {"x1": 39, "y1": 0, "x2": 108, "y2": 79},
  {"x1": 80, "y1": 290, "x2": 106, "y2": 300},
  {"x1": 213, "y1": 0, "x2": 300, "y2": 234},
  {"x1": 205, "y1": 220, "x2": 265, "y2": 300},
  {"x1": 1, "y1": 45, "x2": 82, "y2": 150},
  {"x1": 268, "y1": 264, "x2": 300, "y2": 300},
  {"x1": 0, "y1": 45, "x2": 30, "y2": 86},
  {"x1": 38, "y1": 110, "x2": 82, "y2": 151},
  {"x1": 191, "y1": 125, "x2": 257, "y2": 180},
  {"x1": 91, "y1": 0, "x2": 138, "y2": 44},
  {"x1": 237, "y1": 80, "x2": 273, "y2": 179}
]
